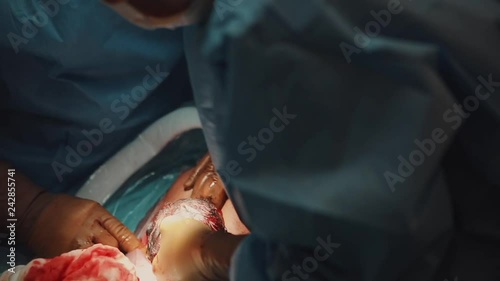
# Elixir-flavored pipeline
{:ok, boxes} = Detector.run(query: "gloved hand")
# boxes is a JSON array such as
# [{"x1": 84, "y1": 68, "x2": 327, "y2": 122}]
[
  {"x1": 184, "y1": 154, "x2": 228, "y2": 209},
  {"x1": 152, "y1": 216, "x2": 245, "y2": 281},
  {"x1": 20, "y1": 193, "x2": 144, "y2": 258}
]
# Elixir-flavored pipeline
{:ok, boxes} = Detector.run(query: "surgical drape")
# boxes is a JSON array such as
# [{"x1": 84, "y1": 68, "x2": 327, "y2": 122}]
[{"x1": 184, "y1": 0, "x2": 500, "y2": 280}]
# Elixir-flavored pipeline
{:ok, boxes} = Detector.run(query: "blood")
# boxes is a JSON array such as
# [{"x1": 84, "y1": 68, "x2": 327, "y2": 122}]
[
  {"x1": 24, "y1": 245, "x2": 138, "y2": 281},
  {"x1": 24, "y1": 255, "x2": 75, "y2": 280}
]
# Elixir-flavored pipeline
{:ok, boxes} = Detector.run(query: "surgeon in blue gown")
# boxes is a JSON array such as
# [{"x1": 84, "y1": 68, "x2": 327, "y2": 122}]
[
  {"x1": 1, "y1": 0, "x2": 500, "y2": 280},
  {"x1": 106, "y1": 0, "x2": 500, "y2": 280},
  {"x1": 0, "y1": 0, "x2": 192, "y2": 258}
]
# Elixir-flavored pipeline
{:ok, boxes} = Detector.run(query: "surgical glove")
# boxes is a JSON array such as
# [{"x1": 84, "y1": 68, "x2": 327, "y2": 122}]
[
  {"x1": 152, "y1": 217, "x2": 245, "y2": 281},
  {"x1": 21, "y1": 193, "x2": 143, "y2": 258},
  {"x1": 184, "y1": 154, "x2": 228, "y2": 209}
]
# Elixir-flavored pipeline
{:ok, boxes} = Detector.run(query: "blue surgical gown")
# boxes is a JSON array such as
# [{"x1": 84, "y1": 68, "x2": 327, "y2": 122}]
[
  {"x1": 184, "y1": 0, "x2": 500, "y2": 280},
  {"x1": 0, "y1": 0, "x2": 192, "y2": 193}
]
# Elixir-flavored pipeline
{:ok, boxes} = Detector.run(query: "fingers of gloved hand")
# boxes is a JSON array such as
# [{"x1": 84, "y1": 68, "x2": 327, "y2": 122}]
[
  {"x1": 26, "y1": 194, "x2": 141, "y2": 258},
  {"x1": 184, "y1": 154, "x2": 228, "y2": 209},
  {"x1": 99, "y1": 213, "x2": 143, "y2": 253},
  {"x1": 184, "y1": 154, "x2": 211, "y2": 191},
  {"x1": 191, "y1": 171, "x2": 227, "y2": 209},
  {"x1": 91, "y1": 222, "x2": 120, "y2": 249}
]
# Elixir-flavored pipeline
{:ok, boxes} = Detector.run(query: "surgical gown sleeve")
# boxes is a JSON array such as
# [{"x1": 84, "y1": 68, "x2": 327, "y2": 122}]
[{"x1": 183, "y1": 0, "x2": 500, "y2": 280}]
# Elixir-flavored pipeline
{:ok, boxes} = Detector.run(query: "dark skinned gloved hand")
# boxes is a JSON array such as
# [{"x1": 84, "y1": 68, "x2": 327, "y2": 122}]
[
  {"x1": 20, "y1": 192, "x2": 144, "y2": 258},
  {"x1": 184, "y1": 154, "x2": 228, "y2": 209}
]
